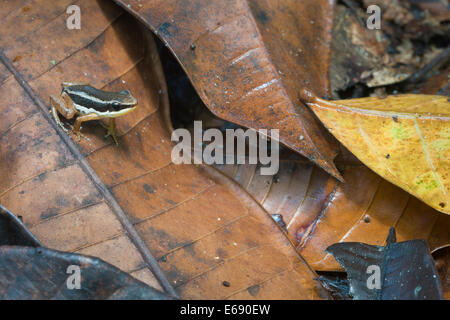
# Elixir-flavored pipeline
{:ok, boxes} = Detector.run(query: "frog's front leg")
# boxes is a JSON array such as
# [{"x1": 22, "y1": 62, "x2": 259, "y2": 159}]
[
  {"x1": 50, "y1": 92, "x2": 77, "y2": 133},
  {"x1": 100, "y1": 118, "x2": 119, "y2": 146}
]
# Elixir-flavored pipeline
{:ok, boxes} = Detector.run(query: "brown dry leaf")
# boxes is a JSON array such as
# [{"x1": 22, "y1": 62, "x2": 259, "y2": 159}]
[
  {"x1": 303, "y1": 94, "x2": 450, "y2": 214},
  {"x1": 112, "y1": 0, "x2": 342, "y2": 180},
  {"x1": 216, "y1": 156, "x2": 450, "y2": 271},
  {"x1": 0, "y1": 0, "x2": 330, "y2": 300}
]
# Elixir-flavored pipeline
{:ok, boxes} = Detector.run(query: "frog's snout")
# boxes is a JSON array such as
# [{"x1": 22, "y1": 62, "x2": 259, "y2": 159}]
[{"x1": 120, "y1": 91, "x2": 138, "y2": 106}]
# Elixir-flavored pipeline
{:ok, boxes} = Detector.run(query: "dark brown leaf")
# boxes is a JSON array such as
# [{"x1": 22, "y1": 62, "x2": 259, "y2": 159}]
[
  {"x1": 0, "y1": 246, "x2": 170, "y2": 300},
  {"x1": 327, "y1": 228, "x2": 443, "y2": 300},
  {"x1": 0, "y1": 205, "x2": 41, "y2": 247},
  {"x1": 113, "y1": 0, "x2": 342, "y2": 180}
]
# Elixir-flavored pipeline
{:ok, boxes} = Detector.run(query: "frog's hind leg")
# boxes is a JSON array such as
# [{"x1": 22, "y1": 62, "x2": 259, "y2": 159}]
[
  {"x1": 73, "y1": 113, "x2": 101, "y2": 132},
  {"x1": 50, "y1": 93, "x2": 76, "y2": 133},
  {"x1": 72, "y1": 113, "x2": 101, "y2": 142},
  {"x1": 100, "y1": 118, "x2": 119, "y2": 146}
]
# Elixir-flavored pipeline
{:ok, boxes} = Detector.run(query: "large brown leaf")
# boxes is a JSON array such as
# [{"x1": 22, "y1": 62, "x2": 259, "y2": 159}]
[
  {"x1": 112, "y1": 0, "x2": 342, "y2": 180},
  {"x1": 0, "y1": 0, "x2": 329, "y2": 299}
]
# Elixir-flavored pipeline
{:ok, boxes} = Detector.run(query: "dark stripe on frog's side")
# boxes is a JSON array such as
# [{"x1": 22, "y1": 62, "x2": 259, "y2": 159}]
[{"x1": 63, "y1": 85, "x2": 135, "y2": 112}]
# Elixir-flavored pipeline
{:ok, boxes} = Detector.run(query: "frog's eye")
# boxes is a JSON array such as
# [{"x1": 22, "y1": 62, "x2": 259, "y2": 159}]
[{"x1": 120, "y1": 90, "x2": 130, "y2": 95}]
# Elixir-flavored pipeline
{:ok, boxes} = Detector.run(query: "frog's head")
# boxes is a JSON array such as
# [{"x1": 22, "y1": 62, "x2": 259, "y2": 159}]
[
  {"x1": 109, "y1": 90, "x2": 138, "y2": 116},
  {"x1": 114, "y1": 89, "x2": 137, "y2": 107}
]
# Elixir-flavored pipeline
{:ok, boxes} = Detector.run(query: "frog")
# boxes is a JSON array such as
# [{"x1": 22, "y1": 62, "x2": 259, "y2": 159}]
[{"x1": 50, "y1": 82, "x2": 137, "y2": 145}]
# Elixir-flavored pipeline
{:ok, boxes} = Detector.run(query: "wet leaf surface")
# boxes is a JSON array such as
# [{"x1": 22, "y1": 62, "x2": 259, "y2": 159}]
[
  {"x1": 304, "y1": 94, "x2": 450, "y2": 214},
  {"x1": 327, "y1": 228, "x2": 443, "y2": 300},
  {"x1": 112, "y1": 0, "x2": 342, "y2": 180},
  {"x1": 0, "y1": 0, "x2": 330, "y2": 300},
  {"x1": 0, "y1": 246, "x2": 170, "y2": 300}
]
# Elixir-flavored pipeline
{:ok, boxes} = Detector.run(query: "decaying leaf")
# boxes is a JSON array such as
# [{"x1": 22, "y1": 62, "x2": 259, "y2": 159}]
[
  {"x1": 0, "y1": 246, "x2": 170, "y2": 300},
  {"x1": 316, "y1": 272, "x2": 351, "y2": 300},
  {"x1": 0, "y1": 205, "x2": 169, "y2": 299},
  {"x1": 112, "y1": 0, "x2": 342, "y2": 180},
  {"x1": 327, "y1": 228, "x2": 443, "y2": 300},
  {"x1": 303, "y1": 93, "x2": 450, "y2": 214},
  {"x1": 330, "y1": 1, "x2": 449, "y2": 96},
  {"x1": 0, "y1": 205, "x2": 41, "y2": 247},
  {"x1": 330, "y1": 3, "x2": 411, "y2": 94},
  {"x1": 0, "y1": 0, "x2": 330, "y2": 300}
]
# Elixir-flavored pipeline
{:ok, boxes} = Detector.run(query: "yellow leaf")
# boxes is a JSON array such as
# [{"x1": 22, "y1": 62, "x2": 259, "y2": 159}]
[{"x1": 305, "y1": 93, "x2": 450, "y2": 214}]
